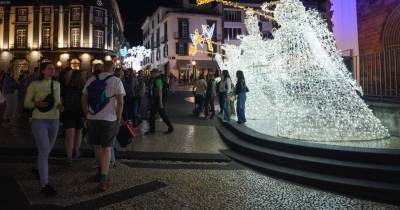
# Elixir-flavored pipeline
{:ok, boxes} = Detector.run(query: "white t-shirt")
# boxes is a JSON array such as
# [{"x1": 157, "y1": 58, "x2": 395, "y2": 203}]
[
  {"x1": 194, "y1": 79, "x2": 207, "y2": 96},
  {"x1": 83, "y1": 72, "x2": 126, "y2": 121}
]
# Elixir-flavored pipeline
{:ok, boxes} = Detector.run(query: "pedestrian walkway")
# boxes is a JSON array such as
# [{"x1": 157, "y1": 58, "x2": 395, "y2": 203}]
[{"x1": 0, "y1": 91, "x2": 398, "y2": 209}]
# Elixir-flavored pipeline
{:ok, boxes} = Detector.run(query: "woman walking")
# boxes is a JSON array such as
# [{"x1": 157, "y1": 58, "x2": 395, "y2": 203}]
[
  {"x1": 235, "y1": 70, "x2": 248, "y2": 124},
  {"x1": 24, "y1": 62, "x2": 61, "y2": 196},
  {"x1": 62, "y1": 70, "x2": 85, "y2": 166}
]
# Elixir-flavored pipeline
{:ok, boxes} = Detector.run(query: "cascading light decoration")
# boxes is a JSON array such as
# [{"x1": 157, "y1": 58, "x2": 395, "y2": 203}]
[
  {"x1": 209, "y1": 0, "x2": 390, "y2": 141},
  {"x1": 120, "y1": 46, "x2": 151, "y2": 70}
]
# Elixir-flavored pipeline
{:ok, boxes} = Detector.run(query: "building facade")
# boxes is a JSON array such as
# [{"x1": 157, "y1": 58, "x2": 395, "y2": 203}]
[
  {"x1": 141, "y1": 0, "x2": 223, "y2": 83},
  {"x1": 0, "y1": 0, "x2": 125, "y2": 77},
  {"x1": 141, "y1": 0, "x2": 331, "y2": 83},
  {"x1": 357, "y1": 0, "x2": 400, "y2": 99}
]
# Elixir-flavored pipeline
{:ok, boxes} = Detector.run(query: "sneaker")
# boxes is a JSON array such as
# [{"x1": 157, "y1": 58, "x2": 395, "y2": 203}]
[
  {"x1": 41, "y1": 184, "x2": 58, "y2": 197},
  {"x1": 99, "y1": 180, "x2": 109, "y2": 191},
  {"x1": 163, "y1": 127, "x2": 174, "y2": 134}
]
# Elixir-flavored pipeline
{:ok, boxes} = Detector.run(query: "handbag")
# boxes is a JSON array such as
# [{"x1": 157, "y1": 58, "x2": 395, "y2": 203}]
[
  {"x1": 117, "y1": 121, "x2": 137, "y2": 148},
  {"x1": 37, "y1": 80, "x2": 55, "y2": 112}
]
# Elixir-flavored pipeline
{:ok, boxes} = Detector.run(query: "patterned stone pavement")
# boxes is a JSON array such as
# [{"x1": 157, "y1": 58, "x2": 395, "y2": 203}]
[{"x1": 0, "y1": 91, "x2": 399, "y2": 209}]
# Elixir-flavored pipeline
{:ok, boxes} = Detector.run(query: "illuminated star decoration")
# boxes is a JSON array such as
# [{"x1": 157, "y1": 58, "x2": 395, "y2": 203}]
[
  {"x1": 189, "y1": 23, "x2": 216, "y2": 56},
  {"x1": 120, "y1": 46, "x2": 151, "y2": 70}
]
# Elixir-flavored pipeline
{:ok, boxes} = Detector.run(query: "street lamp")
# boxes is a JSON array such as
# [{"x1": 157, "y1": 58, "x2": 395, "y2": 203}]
[{"x1": 191, "y1": 60, "x2": 197, "y2": 83}]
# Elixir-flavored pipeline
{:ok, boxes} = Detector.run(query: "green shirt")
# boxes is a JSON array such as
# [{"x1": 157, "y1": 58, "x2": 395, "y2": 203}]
[
  {"x1": 155, "y1": 78, "x2": 163, "y2": 89},
  {"x1": 24, "y1": 79, "x2": 61, "y2": 119}
]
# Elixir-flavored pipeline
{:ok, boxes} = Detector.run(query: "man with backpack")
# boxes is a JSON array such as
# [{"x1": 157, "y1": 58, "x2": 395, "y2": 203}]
[
  {"x1": 81, "y1": 61, "x2": 125, "y2": 191},
  {"x1": 145, "y1": 69, "x2": 173, "y2": 135}
]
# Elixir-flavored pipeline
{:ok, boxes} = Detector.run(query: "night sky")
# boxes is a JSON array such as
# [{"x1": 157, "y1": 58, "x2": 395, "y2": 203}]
[{"x1": 118, "y1": 0, "x2": 173, "y2": 46}]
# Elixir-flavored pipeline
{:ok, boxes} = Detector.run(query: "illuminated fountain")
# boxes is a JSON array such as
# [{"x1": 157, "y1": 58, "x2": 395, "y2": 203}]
[{"x1": 208, "y1": 0, "x2": 390, "y2": 142}]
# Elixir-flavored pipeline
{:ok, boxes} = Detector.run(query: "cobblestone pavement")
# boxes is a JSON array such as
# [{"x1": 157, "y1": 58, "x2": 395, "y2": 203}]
[{"x1": 0, "y1": 91, "x2": 399, "y2": 209}]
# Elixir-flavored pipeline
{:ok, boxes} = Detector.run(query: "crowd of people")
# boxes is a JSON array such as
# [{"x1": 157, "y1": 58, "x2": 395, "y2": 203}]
[
  {"x1": 0, "y1": 61, "x2": 248, "y2": 197},
  {"x1": 192, "y1": 69, "x2": 249, "y2": 124},
  {"x1": 0, "y1": 61, "x2": 174, "y2": 196}
]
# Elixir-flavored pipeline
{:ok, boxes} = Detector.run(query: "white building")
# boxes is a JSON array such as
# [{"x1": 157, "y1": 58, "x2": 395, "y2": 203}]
[
  {"x1": 141, "y1": 0, "x2": 223, "y2": 83},
  {"x1": 222, "y1": 1, "x2": 273, "y2": 46}
]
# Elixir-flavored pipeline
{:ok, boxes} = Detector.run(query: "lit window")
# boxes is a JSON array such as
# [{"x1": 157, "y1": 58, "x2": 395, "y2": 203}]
[
  {"x1": 94, "y1": 9, "x2": 104, "y2": 24},
  {"x1": 42, "y1": 27, "x2": 51, "y2": 48},
  {"x1": 71, "y1": 7, "x2": 81, "y2": 22},
  {"x1": 224, "y1": 28, "x2": 242, "y2": 40},
  {"x1": 224, "y1": 10, "x2": 242, "y2": 22},
  {"x1": 16, "y1": 28, "x2": 27, "y2": 48},
  {"x1": 42, "y1": 7, "x2": 51, "y2": 22},
  {"x1": 93, "y1": 30, "x2": 104, "y2": 48},
  {"x1": 71, "y1": 28, "x2": 80, "y2": 47},
  {"x1": 16, "y1": 8, "x2": 28, "y2": 22}
]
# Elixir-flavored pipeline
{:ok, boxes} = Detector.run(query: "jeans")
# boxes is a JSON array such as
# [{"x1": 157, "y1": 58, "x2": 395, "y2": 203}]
[
  {"x1": 195, "y1": 94, "x2": 205, "y2": 114},
  {"x1": 237, "y1": 93, "x2": 247, "y2": 123},
  {"x1": 31, "y1": 119, "x2": 60, "y2": 187},
  {"x1": 132, "y1": 97, "x2": 141, "y2": 125},
  {"x1": 223, "y1": 93, "x2": 231, "y2": 121},
  {"x1": 205, "y1": 95, "x2": 215, "y2": 117},
  {"x1": 218, "y1": 93, "x2": 225, "y2": 114}
]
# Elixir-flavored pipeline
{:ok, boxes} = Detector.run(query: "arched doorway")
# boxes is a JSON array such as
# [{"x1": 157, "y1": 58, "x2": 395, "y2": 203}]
[
  {"x1": 383, "y1": 5, "x2": 400, "y2": 48},
  {"x1": 382, "y1": 5, "x2": 400, "y2": 96},
  {"x1": 12, "y1": 59, "x2": 29, "y2": 79}
]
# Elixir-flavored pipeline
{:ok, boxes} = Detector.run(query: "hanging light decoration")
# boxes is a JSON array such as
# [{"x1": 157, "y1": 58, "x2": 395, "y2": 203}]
[{"x1": 119, "y1": 46, "x2": 151, "y2": 70}]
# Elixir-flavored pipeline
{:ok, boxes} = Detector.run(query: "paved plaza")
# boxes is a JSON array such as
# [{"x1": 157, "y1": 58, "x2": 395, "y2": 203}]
[{"x1": 0, "y1": 91, "x2": 399, "y2": 209}]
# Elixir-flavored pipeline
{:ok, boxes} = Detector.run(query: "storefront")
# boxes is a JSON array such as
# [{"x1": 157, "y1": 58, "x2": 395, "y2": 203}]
[{"x1": 177, "y1": 60, "x2": 219, "y2": 84}]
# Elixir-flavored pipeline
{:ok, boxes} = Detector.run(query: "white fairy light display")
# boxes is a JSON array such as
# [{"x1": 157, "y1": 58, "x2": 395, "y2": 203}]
[
  {"x1": 210, "y1": 0, "x2": 390, "y2": 141},
  {"x1": 119, "y1": 46, "x2": 151, "y2": 70}
]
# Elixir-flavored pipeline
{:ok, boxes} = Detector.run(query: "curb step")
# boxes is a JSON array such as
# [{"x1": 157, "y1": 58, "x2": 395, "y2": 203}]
[
  {"x1": 217, "y1": 125, "x2": 400, "y2": 183},
  {"x1": 216, "y1": 118, "x2": 400, "y2": 205}
]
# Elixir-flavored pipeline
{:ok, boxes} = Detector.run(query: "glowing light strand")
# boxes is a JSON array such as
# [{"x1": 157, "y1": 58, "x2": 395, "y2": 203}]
[
  {"x1": 212, "y1": 0, "x2": 389, "y2": 141},
  {"x1": 196, "y1": 0, "x2": 276, "y2": 21}
]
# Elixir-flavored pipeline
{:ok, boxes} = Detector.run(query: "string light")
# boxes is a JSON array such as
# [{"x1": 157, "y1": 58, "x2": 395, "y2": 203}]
[
  {"x1": 196, "y1": 0, "x2": 276, "y2": 21},
  {"x1": 120, "y1": 46, "x2": 151, "y2": 70},
  {"x1": 210, "y1": 0, "x2": 390, "y2": 141}
]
